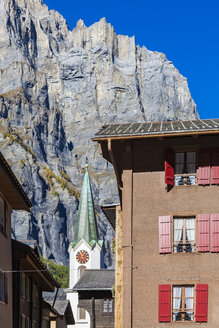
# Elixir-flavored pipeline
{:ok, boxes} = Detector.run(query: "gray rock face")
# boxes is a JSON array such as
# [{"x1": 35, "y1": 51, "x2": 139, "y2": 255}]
[{"x1": 0, "y1": 0, "x2": 198, "y2": 265}]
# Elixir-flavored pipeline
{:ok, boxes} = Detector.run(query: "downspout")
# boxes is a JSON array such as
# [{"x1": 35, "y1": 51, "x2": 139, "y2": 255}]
[{"x1": 107, "y1": 138, "x2": 123, "y2": 191}]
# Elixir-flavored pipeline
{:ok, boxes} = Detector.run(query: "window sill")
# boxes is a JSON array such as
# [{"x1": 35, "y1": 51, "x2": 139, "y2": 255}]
[{"x1": 174, "y1": 184, "x2": 198, "y2": 188}]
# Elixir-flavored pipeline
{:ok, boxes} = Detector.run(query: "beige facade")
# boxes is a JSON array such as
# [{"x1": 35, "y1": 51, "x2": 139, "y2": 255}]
[{"x1": 96, "y1": 130, "x2": 219, "y2": 328}]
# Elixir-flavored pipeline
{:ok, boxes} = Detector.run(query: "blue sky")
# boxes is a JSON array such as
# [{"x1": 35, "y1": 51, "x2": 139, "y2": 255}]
[{"x1": 44, "y1": 0, "x2": 219, "y2": 119}]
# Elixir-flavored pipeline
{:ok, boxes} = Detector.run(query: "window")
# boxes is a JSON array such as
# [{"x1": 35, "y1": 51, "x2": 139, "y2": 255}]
[
  {"x1": 78, "y1": 307, "x2": 86, "y2": 320},
  {"x1": 102, "y1": 298, "x2": 113, "y2": 314},
  {"x1": 174, "y1": 151, "x2": 196, "y2": 185},
  {"x1": 21, "y1": 273, "x2": 31, "y2": 301},
  {"x1": 32, "y1": 284, "x2": 39, "y2": 307},
  {"x1": 0, "y1": 197, "x2": 6, "y2": 235},
  {"x1": 20, "y1": 314, "x2": 30, "y2": 328},
  {"x1": 173, "y1": 217, "x2": 195, "y2": 253},
  {"x1": 165, "y1": 148, "x2": 219, "y2": 187},
  {"x1": 0, "y1": 271, "x2": 8, "y2": 303},
  {"x1": 159, "y1": 284, "x2": 208, "y2": 323},
  {"x1": 159, "y1": 214, "x2": 219, "y2": 254},
  {"x1": 78, "y1": 265, "x2": 86, "y2": 279},
  {"x1": 172, "y1": 285, "x2": 194, "y2": 321},
  {"x1": 32, "y1": 321, "x2": 37, "y2": 328}
]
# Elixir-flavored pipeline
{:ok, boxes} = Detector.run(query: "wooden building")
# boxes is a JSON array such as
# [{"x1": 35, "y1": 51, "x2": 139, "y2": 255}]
[
  {"x1": 12, "y1": 239, "x2": 60, "y2": 328},
  {"x1": 93, "y1": 118, "x2": 219, "y2": 327},
  {"x1": 43, "y1": 288, "x2": 75, "y2": 328},
  {"x1": 73, "y1": 269, "x2": 114, "y2": 328},
  {"x1": 0, "y1": 152, "x2": 31, "y2": 328}
]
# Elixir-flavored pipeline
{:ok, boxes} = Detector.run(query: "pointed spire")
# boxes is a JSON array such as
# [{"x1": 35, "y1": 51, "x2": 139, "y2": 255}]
[{"x1": 72, "y1": 167, "x2": 102, "y2": 248}]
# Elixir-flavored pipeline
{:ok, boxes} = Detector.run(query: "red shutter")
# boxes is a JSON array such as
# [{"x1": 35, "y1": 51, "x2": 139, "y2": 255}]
[
  {"x1": 197, "y1": 214, "x2": 210, "y2": 252},
  {"x1": 159, "y1": 285, "x2": 171, "y2": 322},
  {"x1": 165, "y1": 150, "x2": 174, "y2": 185},
  {"x1": 159, "y1": 216, "x2": 171, "y2": 253},
  {"x1": 196, "y1": 284, "x2": 208, "y2": 322},
  {"x1": 211, "y1": 150, "x2": 219, "y2": 184},
  {"x1": 198, "y1": 150, "x2": 211, "y2": 185},
  {"x1": 210, "y1": 214, "x2": 219, "y2": 252}
]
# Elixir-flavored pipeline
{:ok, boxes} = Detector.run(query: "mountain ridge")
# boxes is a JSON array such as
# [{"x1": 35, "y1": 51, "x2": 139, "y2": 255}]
[{"x1": 0, "y1": 0, "x2": 198, "y2": 265}]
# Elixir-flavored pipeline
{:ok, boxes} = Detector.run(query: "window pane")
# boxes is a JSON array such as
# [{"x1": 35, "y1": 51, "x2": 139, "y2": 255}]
[
  {"x1": 79, "y1": 308, "x2": 86, "y2": 320},
  {"x1": 21, "y1": 273, "x2": 25, "y2": 297},
  {"x1": 187, "y1": 152, "x2": 196, "y2": 163},
  {"x1": 175, "y1": 153, "x2": 184, "y2": 163},
  {"x1": 186, "y1": 219, "x2": 195, "y2": 252},
  {"x1": 108, "y1": 299, "x2": 113, "y2": 312},
  {"x1": 175, "y1": 153, "x2": 184, "y2": 174},
  {"x1": 174, "y1": 219, "x2": 183, "y2": 241},
  {"x1": 173, "y1": 286, "x2": 182, "y2": 298},
  {"x1": 185, "y1": 286, "x2": 194, "y2": 298},
  {"x1": 174, "y1": 219, "x2": 183, "y2": 252},
  {"x1": 186, "y1": 152, "x2": 196, "y2": 173},
  {"x1": 175, "y1": 164, "x2": 184, "y2": 174},
  {"x1": 0, "y1": 198, "x2": 5, "y2": 234},
  {"x1": 0, "y1": 272, "x2": 4, "y2": 301},
  {"x1": 186, "y1": 218, "x2": 195, "y2": 230}
]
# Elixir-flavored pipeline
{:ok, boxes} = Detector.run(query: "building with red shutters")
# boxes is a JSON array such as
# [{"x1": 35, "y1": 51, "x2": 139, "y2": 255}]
[{"x1": 93, "y1": 118, "x2": 219, "y2": 328}]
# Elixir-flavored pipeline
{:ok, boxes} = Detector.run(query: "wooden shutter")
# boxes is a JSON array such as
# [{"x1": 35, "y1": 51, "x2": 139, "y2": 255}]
[
  {"x1": 197, "y1": 214, "x2": 210, "y2": 252},
  {"x1": 159, "y1": 285, "x2": 171, "y2": 322},
  {"x1": 210, "y1": 214, "x2": 219, "y2": 252},
  {"x1": 165, "y1": 150, "x2": 174, "y2": 185},
  {"x1": 198, "y1": 150, "x2": 211, "y2": 185},
  {"x1": 196, "y1": 284, "x2": 208, "y2": 322},
  {"x1": 211, "y1": 150, "x2": 219, "y2": 184},
  {"x1": 159, "y1": 216, "x2": 171, "y2": 253}
]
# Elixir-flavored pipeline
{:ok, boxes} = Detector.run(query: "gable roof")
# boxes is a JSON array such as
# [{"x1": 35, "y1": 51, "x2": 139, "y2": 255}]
[
  {"x1": 93, "y1": 118, "x2": 219, "y2": 140},
  {"x1": 73, "y1": 269, "x2": 115, "y2": 291}
]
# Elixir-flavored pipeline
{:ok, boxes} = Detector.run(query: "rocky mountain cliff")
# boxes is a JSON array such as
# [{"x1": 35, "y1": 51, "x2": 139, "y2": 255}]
[{"x1": 0, "y1": 0, "x2": 198, "y2": 265}]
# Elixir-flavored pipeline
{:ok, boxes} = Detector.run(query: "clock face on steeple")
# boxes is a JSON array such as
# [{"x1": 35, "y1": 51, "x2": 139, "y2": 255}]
[{"x1": 76, "y1": 250, "x2": 89, "y2": 264}]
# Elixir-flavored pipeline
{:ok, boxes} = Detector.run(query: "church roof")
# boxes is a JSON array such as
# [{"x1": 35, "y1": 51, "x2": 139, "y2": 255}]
[{"x1": 71, "y1": 167, "x2": 102, "y2": 248}]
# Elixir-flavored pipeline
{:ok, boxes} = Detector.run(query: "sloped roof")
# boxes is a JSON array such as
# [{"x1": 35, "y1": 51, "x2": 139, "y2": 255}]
[
  {"x1": 93, "y1": 118, "x2": 219, "y2": 140},
  {"x1": 72, "y1": 167, "x2": 102, "y2": 247},
  {"x1": 73, "y1": 269, "x2": 115, "y2": 291},
  {"x1": 43, "y1": 288, "x2": 67, "y2": 301},
  {"x1": 12, "y1": 239, "x2": 59, "y2": 290},
  {"x1": 0, "y1": 152, "x2": 31, "y2": 210}
]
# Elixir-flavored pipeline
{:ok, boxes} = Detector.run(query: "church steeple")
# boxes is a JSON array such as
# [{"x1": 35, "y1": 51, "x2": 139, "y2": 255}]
[{"x1": 71, "y1": 166, "x2": 102, "y2": 248}]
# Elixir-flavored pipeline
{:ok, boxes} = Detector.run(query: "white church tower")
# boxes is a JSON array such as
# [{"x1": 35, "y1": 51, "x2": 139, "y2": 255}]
[{"x1": 67, "y1": 167, "x2": 103, "y2": 327}]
